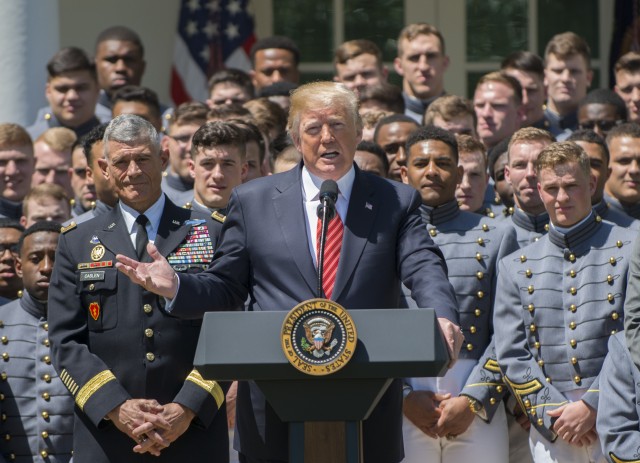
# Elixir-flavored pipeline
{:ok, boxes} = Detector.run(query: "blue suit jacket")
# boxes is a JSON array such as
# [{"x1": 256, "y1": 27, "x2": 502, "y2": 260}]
[{"x1": 172, "y1": 163, "x2": 458, "y2": 462}]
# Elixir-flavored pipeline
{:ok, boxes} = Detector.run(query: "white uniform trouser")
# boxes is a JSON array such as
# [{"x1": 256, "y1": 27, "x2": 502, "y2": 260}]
[
  {"x1": 528, "y1": 390, "x2": 604, "y2": 463},
  {"x1": 402, "y1": 360, "x2": 508, "y2": 463}
]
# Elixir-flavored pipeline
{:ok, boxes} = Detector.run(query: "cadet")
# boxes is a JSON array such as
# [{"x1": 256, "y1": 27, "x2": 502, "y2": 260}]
[
  {"x1": 505, "y1": 127, "x2": 556, "y2": 246},
  {"x1": 596, "y1": 332, "x2": 640, "y2": 463},
  {"x1": 187, "y1": 122, "x2": 247, "y2": 217},
  {"x1": 494, "y1": 141, "x2": 634, "y2": 462},
  {"x1": 0, "y1": 221, "x2": 74, "y2": 462},
  {"x1": 401, "y1": 125, "x2": 517, "y2": 462},
  {"x1": 48, "y1": 115, "x2": 229, "y2": 462}
]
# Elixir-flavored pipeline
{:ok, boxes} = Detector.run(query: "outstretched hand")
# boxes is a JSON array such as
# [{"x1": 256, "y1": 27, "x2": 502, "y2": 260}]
[{"x1": 116, "y1": 243, "x2": 179, "y2": 299}]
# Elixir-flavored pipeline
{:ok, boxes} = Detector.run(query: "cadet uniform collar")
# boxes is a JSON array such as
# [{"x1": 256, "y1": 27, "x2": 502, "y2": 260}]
[
  {"x1": 164, "y1": 171, "x2": 193, "y2": 192},
  {"x1": 593, "y1": 200, "x2": 609, "y2": 218},
  {"x1": 0, "y1": 197, "x2": 21, "y2": 219},
  {"x1": 512, "y1": 207, "x2": 549, "y2": 233},
  {"x1": 604, "y1": 193, "x2": 640, "y2": 219},
  {"x1": 547, "y1": 211, "x2": 601, "y2": 251},
  {"x1": 420, "y1": 200, "x2": 460, "y2": 226},
  {"x1": 20, "y1": 290, "x2": 47, "y2": 319}
]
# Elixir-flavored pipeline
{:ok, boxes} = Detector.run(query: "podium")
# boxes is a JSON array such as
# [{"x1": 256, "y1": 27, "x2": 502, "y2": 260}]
[{"x1": 194, "y1": 308, "x2": 448, "y2": 462}]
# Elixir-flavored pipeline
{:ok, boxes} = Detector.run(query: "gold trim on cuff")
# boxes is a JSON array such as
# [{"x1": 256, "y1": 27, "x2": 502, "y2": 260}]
[
  {"x1": 610, "y1": 452, "x2": 640, "y2": 463},
  {"x1": 186, "y1": 369, "x2": 224, "y2": 409},
  {"x1": 76, "y1": 370, "x2": 116, "y2": 410}
]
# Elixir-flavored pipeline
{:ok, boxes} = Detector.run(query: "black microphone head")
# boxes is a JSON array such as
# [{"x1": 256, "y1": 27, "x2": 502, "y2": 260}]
[{"x1": 319, "y1": 180, "x2": 339, "y2": 203}]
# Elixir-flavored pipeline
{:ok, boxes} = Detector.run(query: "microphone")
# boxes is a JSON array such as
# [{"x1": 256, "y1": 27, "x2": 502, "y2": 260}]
[
  {"x1": 317, "y1": 180, "x2": 338, "y2": 221},
  {"x1": 316, "y1": 180, "x2": 339, "y2": 298}
]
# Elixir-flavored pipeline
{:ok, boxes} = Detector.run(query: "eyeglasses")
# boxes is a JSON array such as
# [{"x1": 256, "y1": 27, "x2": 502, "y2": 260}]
[
  {"x1": 0, "y1": 243, "x2": 19, "y2": 256},
  {"x1": 578, "y1": 119, "x2": 624, "y2": 133}
]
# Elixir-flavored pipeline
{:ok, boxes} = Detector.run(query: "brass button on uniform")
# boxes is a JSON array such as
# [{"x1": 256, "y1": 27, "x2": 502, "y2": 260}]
[
  {"x1": 537, "y1": 418, "x2": 544, "y2": 426},
  {"x1": 612, "y1": 311, "x2": 619, "y2": 320},
  {"x1": 610, "y1": 257, "x2": 617, "y2": 265},
  {"x1": 476, "y1": 271, "x2": 484, "y2": 280},
  {"x1": 146, "y1": 353, "x2": 155, "y2": 362},
  {"x1": 466, "y1": 343, "x2": 473, "y2": 351},
  {"x1": 43, "y1": 355, "x2": 51, "y2": 364},
  {"x1": 40, "y1": 450, "x2": 48, "y2": 458},
  {"x1": 524, "y1": 399, "x2": 531, "y2": 408},
  {"x1": 570, "y1": 339, "x2": 577, "y2": 348},
  {"x1": 529, "y1": 324, "x2": 536, "y2": 332},
  {"x1": 528, "y1": 304, "x2": 534, "y2": 313},
  {"x1": 0, "y1": 394, "x2": 4, "y2": 401},
  {"x1": 0, "y1": 373, "x2": 6, "y2": 381},
  {"x1": 574, "y1": 375, "x2": 581, "y2": 384},
  {"x1": 496, "y1": 385, "x2": 503, "y2": 393},
  {"x1": 144, "y1": 328, "x2": 154, "y2": 338},
  {"x1": 476, "y1": 252, "x2": 483, "y2": 261},
  {"x1": 569, "y1": 253, "x2": 576, "y2": 262},
  {"x1": 544, "y1": 224, "x2": 550, "y2": 231},
  {"x1": 571, "y1": 357, "x2": 578, "y2": 365},
  {"x1": 482, "y1": 224, "x2": 489, "y2": 231},
  {"x1": 489, "y1": 398, "x2": 496, "y2": 405},
  {"x1": 469, "y1": 326, "x2": 477, "y2": 334},
  {"x1": 143, "y1": 304, "x2": 152, "y2": 314},
  {"x1": 611, "y1": 330, "x2": 617, "y2": 335},
  {"x1": 569, "y1": 304, "x2": 577, "y2": 313},
  {"x1": 528, "y1": 285, "x2": 534, "y2": 294},
  {"x1": 429, "y1": 229, "x2": 437, "y2": 237},
  {"x1": 607, "y1": 274, "x2": 614, "y2": 283},
  {"x1": 546, "y1": 377, "x2": 552, "y2": 383},
  {"x1": 569, "y1": 322, "x2": 576, "y2": 330},
  {"x1": 1, "y1": 353, "x2": 8, "y2": 361},
  {"x1": 43, "y1": 374, "x2": 51, "y2": 383},
  {"x1": 43, "y1": 323, "x2": 48, "y2": 331},
  {"x1": 0, "y1": 337, "x2": 7, "y2": 345},
  {"x1": 520, "y1": 255, "x2": 527, "y2": 263},
  {"x1": 88, "y1": 284, "x2": 95, "y2": 291},
  {"x1": 608, "y1": 293, "x2": 614, "y2": 302},
  {"x1": 476, "y1": 291, "x2": 484, "y2": 299},
  {"x1": 538, "y1": 359, "x2": 544, "y2": 366},
  {"x1": 569, "y1": 270, "x2": 576, "y2": 278},
  {"x1": 476, "y1": 237, "x2": 484, "y2": 245},
  {"x1": 525, "y1": 269, "x2": 532, "y2": 278},
  {"x1": 42, "y1": 392, "x2": 50, "y2": 401},
  {"x1": 569, "y1": 287, "x2": 577, "y2": 295},
  {"x1": 474, "y1": 309, "x2": 481, "y2": 317},
  {"x1": 43, "y1": 339, "x2": 50, "y2": 347},
  {"x1": 596, "y1": 215, "x2": 602, "y2": 223},
  {"x1": 41, "y1": 411, "x2": 49, "y2": 419},
  {"x1": 534, "y1": 341, "x2": 540, "y2": 349},
  {"x1": 4, "y1": 434, "x2": 9, "y2": 441},
  {"x1": 617, "y1": 240, "x2": 623, "y2": 248},
  {"x1": 41, "y1": 431, "x2": 48, "y2": 439}
]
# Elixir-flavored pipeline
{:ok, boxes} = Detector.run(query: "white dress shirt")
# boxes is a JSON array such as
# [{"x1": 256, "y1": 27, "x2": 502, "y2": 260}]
[{"x1": 119, "y1": 194, "x2": 165, "y2": 249}]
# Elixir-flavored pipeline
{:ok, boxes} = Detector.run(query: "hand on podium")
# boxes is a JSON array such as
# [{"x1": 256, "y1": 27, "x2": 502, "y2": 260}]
[
  {"x1": 116, "y1": 243, "x2": 179, "y2": 299},
  {"x1": 437, "y1": 317, "x2": 463, "y2": 368}
]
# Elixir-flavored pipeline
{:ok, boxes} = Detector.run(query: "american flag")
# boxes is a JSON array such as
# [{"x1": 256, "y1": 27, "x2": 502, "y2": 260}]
[{"x1": 171, "y1": 0, "x2": 256, "y2": 105}]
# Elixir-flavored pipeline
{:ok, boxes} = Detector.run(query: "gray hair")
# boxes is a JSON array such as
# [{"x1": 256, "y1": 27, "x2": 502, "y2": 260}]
[{"x1": 102, "y1": 114, "x2": 160, "y2": 159}]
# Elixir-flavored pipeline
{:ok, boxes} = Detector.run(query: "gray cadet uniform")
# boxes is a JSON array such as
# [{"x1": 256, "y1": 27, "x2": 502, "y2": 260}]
[
  {"x1": 403, "y1": 200, "x2": 518, "y2": 462},
  {"x1": 161, "y1": 172, "x2": 193, "y2": 207},
  {"x1": 0, "y1": 291, "x2": 74, "y2": 463},
  {"x1": 510, "y1": 207, "x2": 550, "y2": 248},
  {"x1": 62, "y1": 201, "x2": 113, "y2": 227},
  {"x1": 604, "y1": 193, "x2": 640, "y2": 221},
  {"x1": 593, "y1": 200, "x2": 640, "y2": 230},
  {"x1": 596, "y1": 332, "x2": 640, "y2": 463},
  {"x1": 494, "y1": 212, "x2": 634, "y2": 447},
  {"x1": 27, "y1": 109, "x2": 103, "y2": 141},
  {"x1": 0, "y1": 199, "x2": 21, "y2": 221}
]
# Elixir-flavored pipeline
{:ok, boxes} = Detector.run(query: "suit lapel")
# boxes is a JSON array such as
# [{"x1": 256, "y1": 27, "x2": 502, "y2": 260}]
[
  {"x1": 95, "y1": 206, "x2": 137, "y2": 258},
  {"x1": 154, "y1": 201, "x2": 191, "y2": 258},
  {"x1": 273, "y1": 166, "x2": 318, "y2": 295},
  {"x1": 332, "y1": 169, "x2": 377, "y2": 301}
]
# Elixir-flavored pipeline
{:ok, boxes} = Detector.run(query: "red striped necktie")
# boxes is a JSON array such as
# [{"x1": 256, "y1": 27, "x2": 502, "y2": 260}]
[{"x1": 316, "y1": 214, "x2": 344, "y2": 300}]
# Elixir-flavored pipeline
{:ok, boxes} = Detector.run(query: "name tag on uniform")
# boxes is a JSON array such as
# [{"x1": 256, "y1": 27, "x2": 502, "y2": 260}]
[{"x1": 80, "y1": 271, "x2": 106, "y2": 281}]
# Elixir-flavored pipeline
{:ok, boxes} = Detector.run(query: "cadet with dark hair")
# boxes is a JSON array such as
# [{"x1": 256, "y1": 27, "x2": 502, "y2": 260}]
[
  {"x1": 333, "y1": 39, "x2": 388, "y2": 96},
  {"x1": 358, "y1": 83, "x2": 405, "y2": 116},
  {"x1": 111, "y1": 85, "x2": 163, "y2": 132},
  {"x1": 354, "y1": 140, "x2": 389, "y2": 178},
  {"x1": 400, "y1": 125, "x2": 516, "y2": 462},
  {"x1": 0, "y1": 219, "x2": 24, "y2": 305},
  {"x1": 614, "y1": 51, "x2": 640, "y2": 123},
  {"x1": 373, "y1": 113, "x2": 420, "y2": 181},
  {"x1": 250, "y1": 35, "x2": 300, "y2": 91},
  {"x1": 487, "y1": 137, "x2": 515, "y2": 218},
  {"x1": 207, "y1": 69, "x2": 255, "y2": 108},
  {"x1": 567, "y1": 129, "x2": 639, "y2": 229},
  {"x1": 0, "y1": 221, "x2": 74, "y2": 462},
  {"x1": 502, "y1": 51, "x2": 547, "y2": 129},
  {"x1": 424, "y1": 95, "x2": 477, "y2": 137},
  {"x1": 29, "y1": 47, "x2": 103, "y2": 140},
  {"x1": 577, "y1": 89, "x2": 627, "y2": 137}
]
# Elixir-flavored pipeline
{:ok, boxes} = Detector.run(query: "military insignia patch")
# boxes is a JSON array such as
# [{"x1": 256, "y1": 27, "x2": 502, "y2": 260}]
[
  {"x1": 90, "y1": 235, "x2": 100, "y2": 244},
  {"x1": 89, "y1": 302, "x2": 100, "y2": 321},
  {"x1": 91, "y1": 245, "x2": 106, "y2": 261},
  {"x1": 167, "y1": 225, "x2": 214, "y2": 265},
  {"x1": 281, "y1": 298, "x2": 357, "y2": 376}
]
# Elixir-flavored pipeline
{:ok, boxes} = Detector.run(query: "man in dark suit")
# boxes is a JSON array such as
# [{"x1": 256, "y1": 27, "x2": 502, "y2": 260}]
[
  {"x1": 48, "y1": 115, "x2": 228, "y2": 462},
  {"x1": 117, "y1": 82, "x2": 463, "y2": 463}
]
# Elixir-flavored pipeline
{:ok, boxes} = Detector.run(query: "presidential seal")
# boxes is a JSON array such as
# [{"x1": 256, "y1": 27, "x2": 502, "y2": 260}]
[{"x1": 281, "y1": 298, "x2": 357, "y2": 376}]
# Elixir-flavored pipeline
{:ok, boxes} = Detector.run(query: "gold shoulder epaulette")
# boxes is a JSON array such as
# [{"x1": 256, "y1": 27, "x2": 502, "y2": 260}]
[
  {"x1": 61, "y1": 222, "x2": 77, "y2": 234},
  {"x1": 211, "y1": 210, "x2": 226, "y2": 224}
]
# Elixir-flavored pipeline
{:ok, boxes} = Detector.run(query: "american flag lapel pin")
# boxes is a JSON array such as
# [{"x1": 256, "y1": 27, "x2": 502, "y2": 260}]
[{"x1": 365, "y1": 202, "x2": 373, "y2": 210}]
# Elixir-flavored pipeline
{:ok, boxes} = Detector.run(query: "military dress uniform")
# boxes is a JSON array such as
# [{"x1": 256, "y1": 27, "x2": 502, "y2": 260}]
[
  {"x1": 0, "y1": 199, "x2": 21, "y2": 221},
  {"x1": 27, "y1": 109, "x2": 102, "y2": 141},
  {"x1": 542, "y1": 108, "x2": 577, "y2": 141},
  {"x1": 494, "y1": 212, "x2": 635, "y2": 462},
  {"x1": 402, "y1": 200, "x2": 518, "y2": 463},
  {"x1": 596, "y1": 332, "x2": 640, "y2": 463},
  {"x1": 0, "y1": 291, "x2": 74, "y2": 463},
  {"x1": 161, "y1": 172, "x2": 193, "y2": 207},
  {"x1": 62, "y1": 201, "x2": 113, "y2": 228},
  {"x1": 604, "y1": 193, "x2": 640, "y2": 221},
  {"x1": 48, "y1": 197, "x2": 230, "y2": 463},
  {"x1": 510, "y1": 207, "x2": 550, "y2": 248},
  {"x1": 593, "y1": 200, "x2": 640, "y2": 229}
]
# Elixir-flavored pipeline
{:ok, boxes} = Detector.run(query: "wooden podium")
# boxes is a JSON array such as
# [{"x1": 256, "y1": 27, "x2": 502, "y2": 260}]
[{"x1": 194, "y1": 308, "x2": 448, "y2": 462}]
